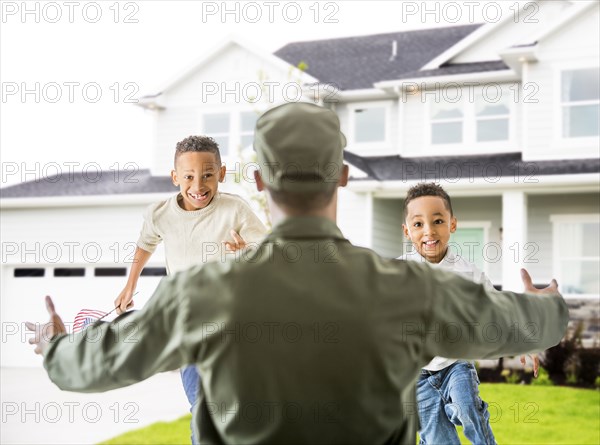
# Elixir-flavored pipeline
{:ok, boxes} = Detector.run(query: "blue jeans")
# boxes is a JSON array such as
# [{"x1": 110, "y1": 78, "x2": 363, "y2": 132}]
[
  {"x1": 417, "y1": 361, "x2": 496, "y2": 445},
  {"x1": 180, "y1": 365, "x2": 201, "y2": 445}
]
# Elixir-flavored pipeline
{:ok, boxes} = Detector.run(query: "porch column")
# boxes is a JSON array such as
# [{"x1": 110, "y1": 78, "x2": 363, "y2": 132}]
[{"x1": 501, "y1": 191, "x2": 528, "y2": 291}]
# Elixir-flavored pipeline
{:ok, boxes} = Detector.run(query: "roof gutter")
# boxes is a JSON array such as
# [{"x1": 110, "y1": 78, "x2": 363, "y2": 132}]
[
  {"x1": 0, "y1": 193, "x2": 174, "y2": 209},
  {"x1": 374, "y1": 69, "x2": 519, "y2": 93},
  {"x1": 347, "y1": 173, "x2": 600, "y2": 197}
]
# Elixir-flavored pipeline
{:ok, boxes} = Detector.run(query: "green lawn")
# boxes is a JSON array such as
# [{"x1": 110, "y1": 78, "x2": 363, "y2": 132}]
[{"x1": 101, "y1": 384, "x2": 599, "y2": 445}]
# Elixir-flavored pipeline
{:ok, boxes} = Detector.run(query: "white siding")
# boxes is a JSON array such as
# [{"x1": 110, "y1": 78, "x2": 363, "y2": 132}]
[
  {"x1": 453, "y1": 1, "x2": 571, "y2": 64},
  {"x1": 151, "y1": 43, "x2": 310, "y2": 176},
  {"x1": 0, "y1": 204, "x2": 166, "y2": 367},
  {"x1": 1, "y1": 205, "x2": 162, "y2": 265},
  {"x1": 401, "y1": 93, "x2": 426, "y2": 156},
  {"x1": 372, "y1": 198, "x2": 403, "y2": 258},
  {"x1": 400, "y1": 83, "x2": 520, "y2": 157},
  {"x1": 527, "y1": 193, "x2": 600, "y2": 282},
  {"x1": 154, "y1": 106, "x2": 200, "y2": 176},
  {"x1": 523, "y1": 3, "x2": 600, "y2": 160},
  {"x1": 337, "y1": 189, "x2": 371, "y2": 248}
]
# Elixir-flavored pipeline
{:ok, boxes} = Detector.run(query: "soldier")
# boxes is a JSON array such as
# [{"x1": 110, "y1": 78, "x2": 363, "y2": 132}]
[{"x1": 28, "y1": 102, "x2": 568, "y2": 444}]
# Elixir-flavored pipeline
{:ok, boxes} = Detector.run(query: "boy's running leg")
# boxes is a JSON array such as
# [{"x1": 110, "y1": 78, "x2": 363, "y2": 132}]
[
  {"x1": 417, "y1": 369, "x2": 461, "y2": 445},
  {"x1": 180, "y1": 365, "x2": 201, "y2": 445},
  {"x1": 442, "y1": 361, "x2": 496, "y2": 445}
]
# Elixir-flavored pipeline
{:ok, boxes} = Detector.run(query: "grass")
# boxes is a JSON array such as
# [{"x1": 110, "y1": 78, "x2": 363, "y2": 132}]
[
  {"x1": 100, "y1": 384, "x2": 600, "y2": 445},
  {"x1": 456, "y1": 384, "x2": 600, "y2": 444},
  {"x1": 101, "y1": 416, "x2": 191, "y2": 445}
]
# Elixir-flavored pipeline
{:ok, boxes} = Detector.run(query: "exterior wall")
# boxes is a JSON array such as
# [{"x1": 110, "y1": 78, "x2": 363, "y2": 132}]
[
  {"x1": 527, "y1": 192, "x2": 600, "y2": 283},
  {"x1": 152, "y1": 43, "x2": 310, "y2": 176},
  {"x1": 371, "y1": 198, "x2": 404, "y2": 258},
  {"x1": 453, "y1": 0, "x2": 571, "y2": 64},
  {"x1": 153, "y1": 106, "x2": 200, "y2": 176},
  {"x1": 0, "y1": 203, "x2": 169, "y2": 367},
  {"x1": 336, "y1": 189, "x2": 372, "y2": 248},
  {"x1": 523, "y1": 4, "x2": 600, "y2": 160},
  {"x1": 396, "y1": 82, "x2": 521, "y2": 158}
]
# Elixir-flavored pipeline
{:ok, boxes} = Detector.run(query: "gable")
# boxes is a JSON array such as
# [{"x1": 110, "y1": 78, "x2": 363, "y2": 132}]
[
  {"x1": 161, "y1": 42, "x2": 314, "y2": 107},
  {"x1": 536, "y1": 2, "x2": 600, "y2": 56},
  {"x1": 430, "y1": 0, "x2": 574, "y2": 66}
]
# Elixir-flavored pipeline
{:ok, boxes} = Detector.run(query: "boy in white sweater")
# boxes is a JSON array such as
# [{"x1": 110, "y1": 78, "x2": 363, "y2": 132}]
[{"x1": 115, "y1": 135, "x2": 267, "y2": 444}]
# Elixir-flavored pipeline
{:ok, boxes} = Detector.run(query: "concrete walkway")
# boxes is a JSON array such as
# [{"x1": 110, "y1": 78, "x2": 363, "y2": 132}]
[{"x1": 1, "y1": 367, "x2": 190, "y2": 444}]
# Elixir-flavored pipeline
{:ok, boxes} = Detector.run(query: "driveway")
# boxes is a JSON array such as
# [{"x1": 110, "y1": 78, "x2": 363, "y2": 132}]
[{"x1": 1, "y1": 367, "x2": 189, "y2": 444}]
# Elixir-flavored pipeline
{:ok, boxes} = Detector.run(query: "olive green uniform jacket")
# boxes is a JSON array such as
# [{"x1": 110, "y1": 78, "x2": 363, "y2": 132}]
[{"x1": 44, "y1": 216, "x2": 569, "y2": 444}]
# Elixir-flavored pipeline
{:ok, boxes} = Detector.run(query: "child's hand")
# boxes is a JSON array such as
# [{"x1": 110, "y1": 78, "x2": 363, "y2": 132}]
[
  {"x1": 224, "y1": 230, "x2": 247, "y2": 252},
  {"x1": 25, "y1": 296, "x2": 67, "y2": 355},
  {"x1": 114, "y1": 288, "x2": 135, "y2": 315},
  {"x1": 520, "y1": 354, "x2": 540, "y2": 378}
]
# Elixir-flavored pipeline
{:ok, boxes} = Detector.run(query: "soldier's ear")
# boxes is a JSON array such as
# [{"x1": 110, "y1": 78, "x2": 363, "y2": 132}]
[
  {"x1": 254, "y1": 170, "x2": 265, "y2": 192},
  {"x1": 337, "y1": 165, "x2": 349, "y2": 187}
]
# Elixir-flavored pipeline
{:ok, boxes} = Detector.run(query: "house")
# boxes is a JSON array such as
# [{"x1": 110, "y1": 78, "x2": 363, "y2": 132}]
[{"x1": 2, "y1": 0, "x2": 598, "y2": 367}]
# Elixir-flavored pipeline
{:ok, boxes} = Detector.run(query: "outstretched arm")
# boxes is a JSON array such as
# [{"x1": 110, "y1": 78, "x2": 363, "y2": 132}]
[
  {"x1": 27, "y1": 274, "x2": 190, "y2": 393},
  {"x1": 422, "y1": 268, "x2": 568, "y2": 362}
]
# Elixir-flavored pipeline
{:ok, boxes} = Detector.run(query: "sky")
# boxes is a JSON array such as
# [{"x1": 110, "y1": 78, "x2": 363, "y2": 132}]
[{"x1": 1, "y1": 0, "x2": 525, "y2": 187}]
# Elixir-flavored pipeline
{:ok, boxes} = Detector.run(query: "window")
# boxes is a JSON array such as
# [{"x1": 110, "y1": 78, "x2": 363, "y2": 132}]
[
  {"x1": 353, "y1": 107, "x2": 386, "y2": 143},
  {"x1": 476, "y1": 93, "x2": 510, "y2": 142},
  {"x1": 551, "y1": 215, "x2": 600, "y2": 296},
  {"x1": 54, "y1": 268, "x2": 85, "y2": 277},
  {"x1": 14, "y1": 268, "x2": 44, "y2": 277},
  {"x1": 240, "y1": 111, "x2": 258, "y2": 149},
  {"x1": 201, "y1": 111, "x2": 260, "y2": 157},
  {"x1": 561, "y1": 68, "x2": 600, "y2": 138},
  {"x1": 428, "y1": 86, "x2": 513, "y2": 147},
  {"x1": 94, "y1": 268, "x2": 127, "y2": 277},
  {"x1": 141, "y1": 267, "x2": 167, "y2": 276},
  {"x1": 203, "y1": 113, "x2": 230, "y2": 156},
  {"x1": 431, "y1": 100, "x2": 463, "y2": 144}
]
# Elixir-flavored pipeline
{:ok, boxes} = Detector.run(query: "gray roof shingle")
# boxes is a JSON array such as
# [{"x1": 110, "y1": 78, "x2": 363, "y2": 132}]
[
  {"x1": 344, "y1": 152, "x2": 600, "y2": 181},
  {"x1": 274, "y1": 24, "x2": 482, "y2": 90},
  {"x1": 0, "y1": 169, "x2": 175, "y2": 198}
]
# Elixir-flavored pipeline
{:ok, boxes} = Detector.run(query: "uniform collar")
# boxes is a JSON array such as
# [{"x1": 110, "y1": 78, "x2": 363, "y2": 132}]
[{"x1": 266, "y1": 216, "x2": 346, "y2": 241}]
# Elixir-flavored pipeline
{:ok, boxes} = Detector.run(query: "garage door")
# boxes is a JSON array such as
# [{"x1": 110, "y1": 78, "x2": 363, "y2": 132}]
[{"x1": 1, "y1": 264, "x2": 164, "y2": 367}]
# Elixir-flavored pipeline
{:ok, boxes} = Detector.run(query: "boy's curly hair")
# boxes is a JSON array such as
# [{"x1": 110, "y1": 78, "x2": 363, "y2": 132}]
[
  {"x1": 174, "y1": 135, "x2": 221, "y2": 166},
  {"x1": 404, "y1": 182, "x2": 453, "y2": 219}
]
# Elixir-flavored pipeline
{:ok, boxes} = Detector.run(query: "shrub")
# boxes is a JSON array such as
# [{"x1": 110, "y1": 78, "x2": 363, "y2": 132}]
[
  {"x1": 531, "y1": 366, "x2": 553, "y2": 386},
  {"x1": 501, "y1": 369, "x2": 520, "y2": 384},
  {"x1": 541, "y1": 321, "x2": 584, "y2": 385},
  {"x1": 576, "y1": 348, "x2": 600, "y2": 387}
]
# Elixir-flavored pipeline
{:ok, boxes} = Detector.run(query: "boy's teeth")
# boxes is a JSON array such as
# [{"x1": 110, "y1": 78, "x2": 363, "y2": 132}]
[{"x1": 190, "y1": 192, "x2": 208, "y2": 200}]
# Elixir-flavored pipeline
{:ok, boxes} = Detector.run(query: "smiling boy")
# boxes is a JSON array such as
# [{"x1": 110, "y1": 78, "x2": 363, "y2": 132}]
[
  {"x1": 114, "y1": 135, "x2": 267, "y2": 444},
  {"x1": 400, "y1": 182, "x2": 496, "y2": 445}
]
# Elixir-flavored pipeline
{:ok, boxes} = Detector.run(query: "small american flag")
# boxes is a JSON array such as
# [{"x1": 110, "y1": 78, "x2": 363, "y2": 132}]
[{"x1": 73, "y1": 309, "x2": 111, "y2": 333}]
